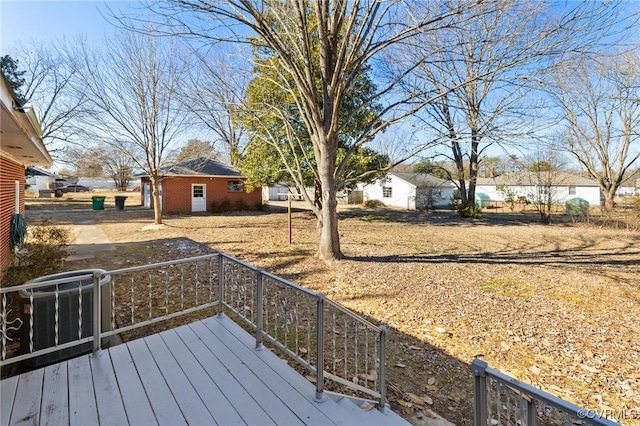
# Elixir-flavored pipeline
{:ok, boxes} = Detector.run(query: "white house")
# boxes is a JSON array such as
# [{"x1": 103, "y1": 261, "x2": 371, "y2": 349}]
[
  {"x1": 476, "y1": 172, "x2": 602, "y2": 206},
  {"x1": 360, "y1": 172, "x2": 456, "y2": 210},
  {"x1": 25, "y1": 166, "x2": 55, "y2": 192},
  {"x1": 617, "y1": 170, "x2": 640, "y2": 197}
]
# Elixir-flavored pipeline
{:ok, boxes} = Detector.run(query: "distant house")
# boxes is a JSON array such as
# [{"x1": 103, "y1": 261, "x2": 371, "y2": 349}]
[
  {"x1": 476, "y1": 172, "x2": 602, "y2": 206},
  {"x1": 617, "y1": 170, "x2": 640, "y2": 197},
  {"x1": 139, "y1": 157, "x2": 261, "y2": 214},
  {"x1": 25, "y1": 166, "x2": 55, "y2": 192},
  {"x1": 359, "y1": 172, "x2": 455, "y2": 210},
  {"x1": 1, "y1": 75, "x2": 52, "y2": 277}
]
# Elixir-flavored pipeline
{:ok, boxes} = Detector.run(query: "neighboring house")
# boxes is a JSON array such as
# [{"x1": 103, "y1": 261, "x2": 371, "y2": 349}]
[
  {"x1": 476, "y1": 172, "x2": 602, "y2": 206},
  {"x1": 617, "y1": 170, "x2": 640, "y2": 197},
  {"x1": 360, "y1": 172, "x2": 456, "y2": 210},
  {"x1": 263, "y1": 183, "x2": 291, "y2": 201},
  {"x1": 139, "y1": 157, "x2": 261, "y2": 214},
  {"x1": 25, "y1": 166, "x2": 55, "y2": 192},
  {"x1": 0, "y1": 75, "x2": 52, "y2": 277}
]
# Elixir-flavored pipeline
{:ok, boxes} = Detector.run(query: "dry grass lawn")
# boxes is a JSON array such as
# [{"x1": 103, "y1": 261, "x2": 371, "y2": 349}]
[{"x1": 31, "y1": 194, "x2": 640, "y2": 425}]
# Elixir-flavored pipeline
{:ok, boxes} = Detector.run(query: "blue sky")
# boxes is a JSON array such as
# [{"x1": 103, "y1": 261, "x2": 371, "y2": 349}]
[{"x1": 0, "y1": 1, "x2": 141, "y2": 53}]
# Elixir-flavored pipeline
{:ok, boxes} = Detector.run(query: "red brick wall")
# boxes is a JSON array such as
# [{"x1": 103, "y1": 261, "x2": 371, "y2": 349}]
[
  {"x1": 0, "y1": 155, "x2": 25, "y2": 278},
  {"x1": 144, "y1": 176, "x2": 261, "y2": 214}
]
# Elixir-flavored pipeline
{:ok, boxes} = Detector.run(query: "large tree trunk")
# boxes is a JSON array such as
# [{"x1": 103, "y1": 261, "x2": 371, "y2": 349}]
[
  {"x1": 151, "y1": 177, "x2": 163, "y2": 225},
  {"x1": 316, "y1": 142, "x2": 342, "y2": 261},
  {"x1": 603, "y1": 189, "x2": 616, "y2": 211}
]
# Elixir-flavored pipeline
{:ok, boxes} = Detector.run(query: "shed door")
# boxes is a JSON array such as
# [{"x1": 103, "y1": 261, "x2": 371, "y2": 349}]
[
  {"x1": 143, "y1": 183, "x2": 151, "y2": 208},
  {"x1": 192, "y1": 184, "x2": 206, "y2": 212}
]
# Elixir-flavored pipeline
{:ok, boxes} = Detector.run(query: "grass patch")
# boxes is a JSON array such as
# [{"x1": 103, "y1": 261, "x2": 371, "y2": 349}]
[{"x1": 478, "y1": 278, "x2": 535, "y2": 298}]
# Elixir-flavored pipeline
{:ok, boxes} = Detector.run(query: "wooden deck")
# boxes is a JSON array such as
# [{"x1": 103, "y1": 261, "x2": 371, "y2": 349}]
[{"x1": 1, "y1": 314, "x2": 408, "y2": 426}]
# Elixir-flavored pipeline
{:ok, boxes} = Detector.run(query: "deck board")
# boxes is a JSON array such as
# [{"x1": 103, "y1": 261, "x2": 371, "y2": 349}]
[
  {"x1": 9, "y1": 368, "x2": 43, "y2": 426},
  {"x1": 174, "y1": 324, "x2": 273, "y2": 426},
  {"x1": 159, "y1": 329, "x2": 246, "y2": 426},
  {"x1": 1, "y1": 314, "x2": 408, "y2": 426},
  {"x1": 143, "y1": 334, "x2": 216, "y2": 425},
  {"x1": 0, "y1": 375, "x2": 18, "y2": 426},
  {"x1": 40, "y1": 362, "x2": 69, "y2": 426},
  {"x1": 126, "y1": 338, "x2": 186, "y2": 426},
  {"x1": 108, "y1": 344, "x2": 158, "y2": 426},
  {"x1": 211, "y1": 315, "x2": 361, "y2": 425},
  {"x1": 202, "y1": 316, "x2": 358, "y2": 425},
  {"x1": 67, "y1": 355, "x2": 98, "y2": 426},
  {"x1": 89, "y1": 351, "x2": 128, "y2": 426},
  {"x1": 189, "y1": 320, "x2": 304, "y2": 425}
]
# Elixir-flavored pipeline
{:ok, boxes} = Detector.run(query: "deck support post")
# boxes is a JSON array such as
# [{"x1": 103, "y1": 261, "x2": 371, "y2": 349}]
[
  {"x1": 92, "y1": 271, "x2": 102, "y2": 354},
  {"x1": 217, "y1": 253, "x2": 224, "y2": 317},
  {"x1": 314, "y1": 294, "x2": 326, "y2": 402},
  {"x1": 255, "y1": 270, "x2": 264, "y2": 350},
  {"x1": 471, "y1": 359, "x2": 489, "y2": 426}
]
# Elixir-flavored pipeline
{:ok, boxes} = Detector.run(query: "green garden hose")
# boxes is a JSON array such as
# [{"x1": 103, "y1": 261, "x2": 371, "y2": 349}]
[{"x1": 10, "y1": 213, "x2": 27, "y2": 249}]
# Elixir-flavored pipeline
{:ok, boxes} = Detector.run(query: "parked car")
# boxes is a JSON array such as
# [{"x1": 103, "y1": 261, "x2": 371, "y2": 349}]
[{"x1": 59, "y1": 184, "x2": 93, "y2": 193}]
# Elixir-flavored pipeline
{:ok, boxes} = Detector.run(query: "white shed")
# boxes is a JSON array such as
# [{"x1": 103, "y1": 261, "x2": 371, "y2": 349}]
[{"x1": 360, "y1": 172, "x2": 455, "y2": 210}]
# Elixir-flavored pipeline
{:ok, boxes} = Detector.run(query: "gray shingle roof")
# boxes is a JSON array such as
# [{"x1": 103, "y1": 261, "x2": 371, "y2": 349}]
[
  {"x1": 133, "y1": 157, "x2": 242, "y2": 178},
  {"x1": 391, "y1": 172, "x2": 455, "y2": 188},
  {"x1": 476, "y1": 172, "x2": 599, "y2": 186}
]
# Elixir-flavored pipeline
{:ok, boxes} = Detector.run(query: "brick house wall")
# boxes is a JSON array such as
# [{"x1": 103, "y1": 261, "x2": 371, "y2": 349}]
[
  {"x1": 0, "y1": 155, "x2": 26, "y2": 276},
  {"x1": 141, "y1": 176, "x2": 261, "y2": 213}
]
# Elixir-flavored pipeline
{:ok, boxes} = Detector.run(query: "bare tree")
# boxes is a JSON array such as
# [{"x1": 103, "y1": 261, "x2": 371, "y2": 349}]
[
  {"x1": 401, "y1": 0, "x2": 627, "y2": 216},
  {"x1": 551, "y1": 51, "x2": 640, "y2": 211},
  {"x1": 103, "y1": 147, "x2": 135, "y2": 191},
  {"x1": 9, "y1": 40, "x2": 87, "y2": 157},
  {"x1": 523, "y1": 150, "x2": 568, "y2": 224},
  {"x1": 140, "y1": 0, "x2": 479, "y2": 260},
  {"x1": 75, "y1": 28, "x2": 190, "y2": 224},
  {"x1": 184, "y1": 50, "x2": 246, "y2": 165},
  {"x1": 66, "y1": 146, "x2": 106, "y2": 177},
  {"x1": 175, "y1": 138, "x2": 221, "y2": 163}
]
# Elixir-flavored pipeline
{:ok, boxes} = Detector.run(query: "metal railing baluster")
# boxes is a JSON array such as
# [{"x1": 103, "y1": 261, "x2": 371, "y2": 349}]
[
  {"x1": 2, "y1": 293, "x2": 6, "y2": 360},
  {"x1": 218, "y1": 254, "x2": 224, "y2": 316},
  {"x1": 92, "y1": 272, "x2": 101, "y2": 353},
  {"x1": 77, "y1": 281, "x2": 82, "y2": 340},
  {"x1": 54, "y1": 284, "x2": 59, "y2": 346},
  {"x1": 255, "y1": 270, "x2": 263, "y2": 350},
  {"x1": 315, "y1": 294, "x2": 325, "y2": 402}
]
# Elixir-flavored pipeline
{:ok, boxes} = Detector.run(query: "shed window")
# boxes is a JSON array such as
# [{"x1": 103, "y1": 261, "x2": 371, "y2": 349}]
[
  {"x1": 228, "y1": 180, "x2": 244, "y2": 192},
  {"x1": 568, "y1": 185, "x2": 576, "y2": 195},
  {"x1": 382, "y1": 186, "x2": 392, "y2": 198}
]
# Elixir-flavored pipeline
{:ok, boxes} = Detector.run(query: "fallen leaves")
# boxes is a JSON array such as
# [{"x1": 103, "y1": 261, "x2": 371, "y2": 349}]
[{"x1": 77, "y1": 205, "x2": 640, "y2": 426}]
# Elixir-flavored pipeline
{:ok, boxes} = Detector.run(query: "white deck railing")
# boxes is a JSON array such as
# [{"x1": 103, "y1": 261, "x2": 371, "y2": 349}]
[{"x1": 0, "y1": 252, "x2": 386, "y2": 408}]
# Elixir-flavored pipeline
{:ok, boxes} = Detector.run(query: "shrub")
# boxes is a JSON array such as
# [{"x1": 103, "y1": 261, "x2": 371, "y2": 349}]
[
  {"x1": 3, "y1": 221, "x2": 70, "y2": 287},
  {"x1": 363, "y1": 199, "x2": 385, "y2": 208},
  {"x1": 211, "y1": 198, "x2": 233, "y2": 213},
  {"x1": 457, "y1": 203, "x2": 482, "y2": 218},
  {"x1": 234, "y1": 198, "x2": 249, "y2": 211}
]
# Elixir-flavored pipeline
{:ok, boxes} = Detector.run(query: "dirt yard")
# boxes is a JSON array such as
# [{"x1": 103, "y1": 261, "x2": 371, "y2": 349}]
[{"x1": 29, "y1": 194, "x2": 640, "y2": 425}]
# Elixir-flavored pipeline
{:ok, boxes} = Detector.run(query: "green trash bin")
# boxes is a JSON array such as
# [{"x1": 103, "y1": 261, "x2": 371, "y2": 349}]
[{"x1": 91, "y1": 195, "x2": 106, "y2": 210}]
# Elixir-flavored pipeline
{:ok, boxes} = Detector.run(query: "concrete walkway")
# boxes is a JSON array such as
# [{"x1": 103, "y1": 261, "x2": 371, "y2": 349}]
[{"x1": 66, "y1": 219, "x2": 115, "y2": 261}]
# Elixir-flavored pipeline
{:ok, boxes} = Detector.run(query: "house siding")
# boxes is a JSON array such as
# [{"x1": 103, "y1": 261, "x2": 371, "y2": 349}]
[
  {"x1": 0, "y1": 155, "x2": 25, "y2": 277},
  {"x1": 477, "y1": 183, "x2": 602, "y2": 206},
  {"x1": 363, "y1": 175, "x2": 416, "y2": 210},
  {"x1": 142, "y1": 176, "x2": 261, "y2": 214},
  {"x1": 361, "y1": 174, "x2": 455, "y2": 210}
]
